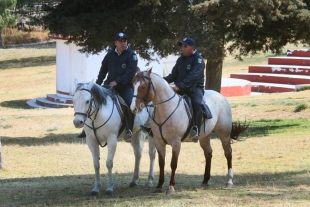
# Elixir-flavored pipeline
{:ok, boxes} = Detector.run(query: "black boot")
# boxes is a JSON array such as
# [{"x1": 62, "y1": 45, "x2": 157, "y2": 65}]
[
  {"x1": 140, "y1": 125, "x2": 153, "y2": 137},
  {"x1": 77, "y1": 130, "x2": 86, "y2": 138},
  {"x1": 124, "y1": 111, "x2": 135, "y2": 142},
  {"x1": 189, "y1": 110, "x2": 203, "y2": 142}
]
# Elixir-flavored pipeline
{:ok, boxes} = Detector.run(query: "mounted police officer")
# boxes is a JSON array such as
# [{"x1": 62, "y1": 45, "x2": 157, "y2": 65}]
[
  {"x1": 141, "y1": 37, "x2": 211, "y2": 142},
  {"x1": 78, "y1": 32, "x2": 137, "y2": 142}
]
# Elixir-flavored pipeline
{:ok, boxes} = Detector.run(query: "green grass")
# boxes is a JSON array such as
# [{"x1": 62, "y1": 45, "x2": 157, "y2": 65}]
[
  {"x1": 247, "y1": 118, "x2": 309, "y2": 137},
  {"x1": 294, "y1": 103, "x2": 308, "y2": 112},
  {"x1": 0, "y1": 44, "x2": 310, "y2": 207}
]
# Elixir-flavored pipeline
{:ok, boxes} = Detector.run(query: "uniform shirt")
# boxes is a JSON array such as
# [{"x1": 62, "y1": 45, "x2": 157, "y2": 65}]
[
  {"x1": 164, "y1": 51, "x2": 205, "y2": 93},
  {"x1": 96, "y1": 47, "x2": 138, "y2": 91}
]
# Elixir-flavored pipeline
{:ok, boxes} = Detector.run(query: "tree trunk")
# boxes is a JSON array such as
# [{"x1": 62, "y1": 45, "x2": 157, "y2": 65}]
[
  {"x1": 0, "y1": 138, "x2": 3, "y2": 169},
  {"x1": 0, "y1": 31, "x2": 2, "y2": 47},
  {"x1": 204, "y1": 58, "x2": 223, "y2": 92}
]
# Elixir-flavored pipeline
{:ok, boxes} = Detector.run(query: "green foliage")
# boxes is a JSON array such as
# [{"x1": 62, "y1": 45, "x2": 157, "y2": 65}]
[
  {"x1": 0, "y1": 0, "x2": 18, "y2": 31},
  {"x1": 294, "y1": 103, "x2": 308, "y2": 112},
  {"x1": 15, "y1": 0, "x2": 57, "y2": 26},
  {"x1": 297, "y1": 85, "x2": 310, "y2": 91},
  {"x1": 40, "y1": 0, "x2": 310, "y2": 91},
  {"x1": 0, "y1": 0, "x2": 17, "y2": 13}
]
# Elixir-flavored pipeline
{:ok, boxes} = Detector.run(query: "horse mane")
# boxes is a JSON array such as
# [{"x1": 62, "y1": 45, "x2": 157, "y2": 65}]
[
  {"x1": 91, "y1": 84, "x2": 115, "y2": 106},
  {"x1": 133, "y1": 70, "x2": 161, "y2": 83}
]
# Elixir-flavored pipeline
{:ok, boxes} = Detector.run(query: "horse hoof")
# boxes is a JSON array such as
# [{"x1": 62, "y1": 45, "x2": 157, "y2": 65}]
[
  {"x1": 153, "y1": 188, "x2": 163, "y2": 193},
  {"x1": 225, "y1": 183, "x2": 233, "y2": 189},
  {"x1": 201, "y1": 183, "x2": 209, "y2": 188},
  {"x1": 145, "y1": 182, "x2": 153, "y2": 188},
  {"x1": 105, "y1": 190, "x2": 113, "y2": 195},
  {"x1": 129, "y1": 182, "x2": 138, "y2": 188},
  {"x1": 91, "y1": 191, "x2": 99, "y2": 196},
  {"x1": 166, "y1": 186, "x2": 175, "y2": 195}
]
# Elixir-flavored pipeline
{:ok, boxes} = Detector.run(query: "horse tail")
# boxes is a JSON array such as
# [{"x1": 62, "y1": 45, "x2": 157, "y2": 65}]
[{"x1": 230, "y1": 120, "x2": 249, "y2": 140}]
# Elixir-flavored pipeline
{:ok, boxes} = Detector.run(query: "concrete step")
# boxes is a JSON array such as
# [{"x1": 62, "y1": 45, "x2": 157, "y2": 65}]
[
  {"x1": 230, "y1": 73, "x2": 310, "y2": 85},
  {"x1": 287, "y1": 49, "x2": 310, "y2": 57},
  {"x1": 268, "y1": 56, "x2": 310, "y2": 66},
  {"x1": 46, "y1": 94, "x2": 73, "y2": 104},
  {"x1": 220, "y1": 78, "x2": 251, "y2": 97},
  {"x1": 35, "y1": 97, "x2": 73, "y2": 108},
  {"x1": 248, "y1": 64, "x2": 310, "y2": 76},
  {"x1": 251, "y1": 82, "x2": 297, "y2": 93}
]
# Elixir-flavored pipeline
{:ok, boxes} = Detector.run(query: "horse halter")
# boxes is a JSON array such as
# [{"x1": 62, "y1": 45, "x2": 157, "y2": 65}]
[
  {"x1": 73, "y1": 88, "x2": 96, "y2": 118},
  {"x1": 133, "y1": 76, "x2": 155, "y2": 106}
]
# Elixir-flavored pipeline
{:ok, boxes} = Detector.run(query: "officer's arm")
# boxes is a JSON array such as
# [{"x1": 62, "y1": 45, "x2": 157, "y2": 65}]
[{"x1": 164, "y1": 60, "x2": 180, "y2": 83}]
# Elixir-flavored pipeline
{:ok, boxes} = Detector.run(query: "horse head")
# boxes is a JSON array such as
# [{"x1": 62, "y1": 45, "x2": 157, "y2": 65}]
[
  {"x1": 131, "y1": 67, "x2": 155, "y2": 114},
  {"x1": 72, "y1": 79, "x2": 94, "y2": 128}
]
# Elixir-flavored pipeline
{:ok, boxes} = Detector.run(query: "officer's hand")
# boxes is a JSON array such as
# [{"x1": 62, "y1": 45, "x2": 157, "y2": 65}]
[
  {"x1": 171, "y1": 86, "x2": 179, "y2": 92},
  {"x1": 109, "y1": 81, "x2": 117, "y2": 87}
]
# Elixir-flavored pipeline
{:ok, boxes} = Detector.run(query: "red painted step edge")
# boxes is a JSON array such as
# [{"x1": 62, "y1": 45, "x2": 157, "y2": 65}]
[
  {"x1": 287, "y1": 49, "x2": 310, "y2": 57},
  {"x1": 248, "y1": 65, "x2": 310, "y2": 76}
]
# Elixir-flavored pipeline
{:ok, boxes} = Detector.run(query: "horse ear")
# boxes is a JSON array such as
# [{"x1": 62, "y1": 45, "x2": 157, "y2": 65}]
[
  {"x1": 88, "y1": 79, "x2": 94, "y2": 90},
  {"x1": 147, "y1": 67, "x2": 153, "y2": 77},
  {"x1": 74, "y1": 78, "x2": 79, "y2": 88}
]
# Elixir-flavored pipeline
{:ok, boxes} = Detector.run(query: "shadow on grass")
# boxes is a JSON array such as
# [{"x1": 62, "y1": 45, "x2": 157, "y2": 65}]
[
  {"x1": 0, "y1": 99, "x2": 33, "y2": 109},
  {"x1": 0, "y1": 55, "x2": 56, "y2": 70},
  {"x1": 0, "y1": 170, "x2": 308, "y2": 206},
  {"x1": 2, "y1": 118, "x2": 308, "y2": 146},
  {"x1": 1, "y1": 133, "x2": 85, "y2": 146}
]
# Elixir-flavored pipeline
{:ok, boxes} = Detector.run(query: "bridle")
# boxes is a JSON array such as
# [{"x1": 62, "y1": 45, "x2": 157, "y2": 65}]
[
  {"x1": 133, "y1": 76, "x2": 155, "y2": 107},
  {"x1": 73, "y1": 88, "x2": 96, "y2": 118},
  {"x1": 133, "y1": 75, "x2": 176, "y2": 108},
  {"x1": 133, "y1": 75, "x2": 183, "y2": 144},
  {"x1": 73, "y1": 87, "x2": 115, "y2": 147}
]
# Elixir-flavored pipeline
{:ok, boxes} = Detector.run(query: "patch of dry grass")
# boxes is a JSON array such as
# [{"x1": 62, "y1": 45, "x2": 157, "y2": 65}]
[
  {"x1": 2, "y1": 29, "x2": 50, "y2": 46},
  {"x1": 0, "y1": 46, "x2": 309, "y2": 207}
]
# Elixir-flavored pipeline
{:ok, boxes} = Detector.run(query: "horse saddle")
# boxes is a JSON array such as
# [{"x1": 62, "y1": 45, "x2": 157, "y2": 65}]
[
  {"x1": 113, "y1": 94, "x2": 129, "y2": 136},
  {"x1": 182, "y1": 95, "x2": 213, "y2": 119}
]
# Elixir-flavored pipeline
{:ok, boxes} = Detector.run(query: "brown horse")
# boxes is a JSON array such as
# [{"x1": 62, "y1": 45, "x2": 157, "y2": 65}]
[{"x1": 130, "y1": 68, "x2": 248, "y2": 194}]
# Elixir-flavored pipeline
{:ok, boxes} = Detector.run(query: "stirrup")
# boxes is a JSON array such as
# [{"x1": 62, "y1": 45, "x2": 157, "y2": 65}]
[
  {"x1": 189, "y1": 126, "x2": 199, "y2": 142},
  {"x1": 124, "y1": 129, "x2": 132, "y2": 142}
]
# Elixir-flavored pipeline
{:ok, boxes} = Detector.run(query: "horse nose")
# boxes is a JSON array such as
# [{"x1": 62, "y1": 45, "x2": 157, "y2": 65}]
[{"x1": 73, "y1": 119, "x2": 84, "y2": 127}]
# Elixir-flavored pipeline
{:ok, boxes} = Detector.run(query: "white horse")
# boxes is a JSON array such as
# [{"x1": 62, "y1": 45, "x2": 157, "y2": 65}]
[
  {"x1": 72, "y1": 79, "x2": 156, "y2": 196},
  {"x1": 130, "y1": 69, "x2": 247, "y2": 194}
]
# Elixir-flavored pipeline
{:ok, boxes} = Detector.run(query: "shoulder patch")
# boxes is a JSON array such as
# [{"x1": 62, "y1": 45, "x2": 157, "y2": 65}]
[
  {"x1": 198, "y1": 58, "x2": 202, "y2": 63},
  {"x1": 133, "y1": 55, "x2": 137, "y2": 60}
]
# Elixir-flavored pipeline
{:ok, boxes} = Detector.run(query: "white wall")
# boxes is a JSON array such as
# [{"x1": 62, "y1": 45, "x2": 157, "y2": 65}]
[{"x1": 55, "y1": 40, "x2": 177, "y2": 97}]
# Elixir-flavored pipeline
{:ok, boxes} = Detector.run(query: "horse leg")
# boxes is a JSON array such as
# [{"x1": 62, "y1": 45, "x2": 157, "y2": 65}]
[
  {"x1": 105, "y1": 138, "x2": 117, "y2": 195},
  {"x1": 199, "y1": 135, "x2": 213, "y2": 188},
  {"x1": 86, "y1": 138, "x2": 101, "y2": 196},
  {"x1": 153, "y1": 141, "x2": 166, "y2": 193},
  {"x1": 146, "y1": 134, "x2": 156, "y2": 188},
  {"x1": 166, "y1": 140, "x2": 181, "y2": 195},
  {"x1": 221, "y1": 138, "x2": 234, "y2": 188},
  {"x1": 128, "y1": 132, "x2": 143, "y2": 187}
]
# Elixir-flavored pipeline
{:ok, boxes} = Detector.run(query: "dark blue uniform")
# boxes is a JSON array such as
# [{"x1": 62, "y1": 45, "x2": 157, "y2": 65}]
[
  {"x1": 164, "y1": 51, "x2": 205, "y2": 112},
  {"x1": 96, "y1": 47, "x2": 138, "y2": 107}
]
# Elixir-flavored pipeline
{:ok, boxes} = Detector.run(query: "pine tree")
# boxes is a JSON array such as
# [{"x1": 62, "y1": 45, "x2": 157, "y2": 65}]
[
  {"x1": 0, "y1": 0, "x2": 17, "y2": 46},
  {"x1": 41, "y1": 0, "x2": 310, "y2": 92}
]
